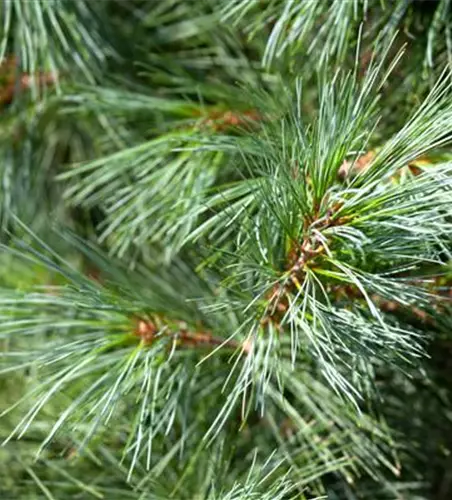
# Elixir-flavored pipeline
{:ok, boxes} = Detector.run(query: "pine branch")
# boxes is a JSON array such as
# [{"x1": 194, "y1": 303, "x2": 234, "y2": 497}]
[
  {"x1": 0, "y1": 226, "x2": 398, "y2": 490},
  {"x1": 0, "y1": 0, "x2": 109, "y2": 89},
  {"x1": 222, "y1": 0, "x2": 362, "y2": 67},
  {"x1": 175, "y1": 55, "x2": 452, "y2": 407},
  {"x1": 1, "y1": 0, "x2": 452, "y2": 497},
  {"x1": 224, "y1": 0, "x2": 452, "y2": 70}
]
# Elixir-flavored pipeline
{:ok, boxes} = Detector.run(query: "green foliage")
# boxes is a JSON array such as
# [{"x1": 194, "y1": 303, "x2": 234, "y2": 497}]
[
  {"x1": 0, "y1": 0, "x2": 452, "y2": 498},
  {"x1": 0, "y1": 0, "x2": 108, "y2": 86},
  {"x1": 225, "y1": 0, "x2": 452, "y2": 69}
]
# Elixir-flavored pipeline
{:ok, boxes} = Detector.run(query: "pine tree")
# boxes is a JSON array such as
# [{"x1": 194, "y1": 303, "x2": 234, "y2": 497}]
[{"x1": 1, "y1": 0, "x2": 452, "y2": 498}]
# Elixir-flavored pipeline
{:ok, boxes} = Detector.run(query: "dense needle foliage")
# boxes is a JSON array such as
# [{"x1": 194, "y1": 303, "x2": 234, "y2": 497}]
[{"x1": 1, "y1": 0, "x2": 452, "y2": 498}]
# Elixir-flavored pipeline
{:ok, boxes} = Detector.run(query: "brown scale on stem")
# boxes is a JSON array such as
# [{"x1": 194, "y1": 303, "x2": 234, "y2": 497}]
[
  {"x1": 0, "y1": 55, "x2": 57, "y2": 107},
  {"x1": 338, "y1": 149, "x2": 429, "y2": 181},
  {"x1": 330, "y1": 276, "x2": 452, "y2": 326},
  {"x1": 199, "y1": 108, "x2": 263, "y2": 132},
  {"x1": 134, "y1": 316, "x2": 251, "y2": 353},
  {"x1": 136, "y1": 318, "x2": 158, "y2": 344}
]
